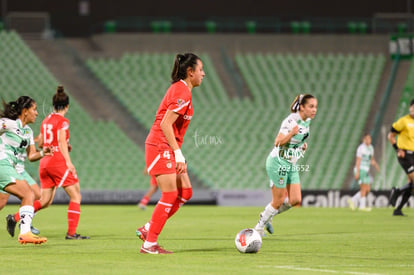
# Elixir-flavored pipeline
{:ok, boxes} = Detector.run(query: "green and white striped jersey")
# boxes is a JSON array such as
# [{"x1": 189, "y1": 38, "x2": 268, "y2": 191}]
[
  {"x1": 356, "y1": 143, "x2": 374, "y2": 172},
  {"x1": 271, "y1": 112, "x2": 311, "y2": 164},
  {"x1": 0, "y1": 118, "x2": 34, "y2": 173}
]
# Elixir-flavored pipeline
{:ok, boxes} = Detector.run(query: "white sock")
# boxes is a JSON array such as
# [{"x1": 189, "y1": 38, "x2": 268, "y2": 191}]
[
  {"x1": 19, "y1": 205, "x2": 34, "y2": 234},
  {"x1": 352, "y1": 191, "x2": 361, "y2": 206},
  {"x1": 143, "y1": 241, "x2": 157, "y2": 248},
  {"x1": 255, "y1": 203, "x2": 278, "y2": 230},
  {"x1": 360, "y1": 196, "x2": 366, "y2": 209},
  {"x1": 144, "y1": 222, "x2": 150, "y2": 231}
]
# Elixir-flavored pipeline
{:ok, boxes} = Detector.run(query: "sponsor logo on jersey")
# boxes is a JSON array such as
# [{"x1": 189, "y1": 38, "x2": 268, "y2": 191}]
[
  {"x1": 183, "y1": 115, "x2": 192, "y2": 120},
  {"x1": 177, "y1": 99, "x2": 185, "y2": 107}
]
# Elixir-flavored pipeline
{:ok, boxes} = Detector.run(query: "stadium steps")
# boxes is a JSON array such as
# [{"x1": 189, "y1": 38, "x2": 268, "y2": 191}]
[
  {"x1": 0, "y1": 31, "x2": 150, "y2": 190},
  {"x1": 86, "y1": 51, "x2": 385, "y2": 190}
]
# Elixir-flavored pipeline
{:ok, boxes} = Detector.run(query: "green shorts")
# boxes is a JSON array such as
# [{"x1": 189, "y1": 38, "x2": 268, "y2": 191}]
[
  {"x1": 266, "y1": 154, "x2": 300, "y2": 188},
  {"x1": 354, "y1": 168, "x2": 372, "y2": 185},
  {"x1": 0, "y1": 159, "x2": 24, "y2": 192}
]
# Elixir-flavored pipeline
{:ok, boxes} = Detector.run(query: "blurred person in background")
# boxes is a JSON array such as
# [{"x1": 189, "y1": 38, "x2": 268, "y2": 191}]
[{"x1": 347, "y1": 133, "x2": 380, "y2": 212}]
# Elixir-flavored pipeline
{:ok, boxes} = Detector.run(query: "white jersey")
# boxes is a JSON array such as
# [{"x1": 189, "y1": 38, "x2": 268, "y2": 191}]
[
  {"x1": 0, "y1": 118, "x2": 34, "y2": 173},
  {"x1": 355, "y1": 143, "x2": 374, "y2": 172},
  {"x1": 270, "y1": 112, "x2": 311, "y2": 164}
]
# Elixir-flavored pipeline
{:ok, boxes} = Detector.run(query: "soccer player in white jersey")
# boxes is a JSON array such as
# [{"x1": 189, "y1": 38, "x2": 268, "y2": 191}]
[
  {"x1": 254, "y1": 94, "x2": 317, "y2": 237},
  {"x1": 0, "y1": 96, "x2": 51, "y2": 244},
  {"x1": 348, "y1": 134, "x2": 380, "y2": 211}
]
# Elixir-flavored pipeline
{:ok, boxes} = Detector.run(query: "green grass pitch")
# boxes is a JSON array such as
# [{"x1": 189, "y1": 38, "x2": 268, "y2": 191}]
[{"x1": 0, "y1": 205, "x2": 413, "y2": 274}]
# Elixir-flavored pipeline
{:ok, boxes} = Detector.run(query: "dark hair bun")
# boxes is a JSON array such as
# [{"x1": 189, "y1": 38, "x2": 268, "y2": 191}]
[{"x1": 57, "y1": 85, "x2": 64, "y2": 94}]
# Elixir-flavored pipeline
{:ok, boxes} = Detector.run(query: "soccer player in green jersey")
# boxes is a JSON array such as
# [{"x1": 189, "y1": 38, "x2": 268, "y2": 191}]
[
  {"x1": 0, "y1": 96, "x2": 51, "y2": 244},
  {"x1": 348, "y1": 134, "x2": 380, "y2": 212},
  {"x1": 254, "y1": 94, "x2": 317, "y2": 236}
]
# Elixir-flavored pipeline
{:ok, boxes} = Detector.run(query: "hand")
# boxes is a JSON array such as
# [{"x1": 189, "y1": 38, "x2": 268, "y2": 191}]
[
  {"x1": 397, "y1": 149, "x2": 405, "y2": 158},
  {"x1": 302, "y1": 142, "x2": 308, "y2": 152},
  {"x1": 174, "y1": 149, "x2": 186, "y2": 174},
  {"x1": 290, "y1": 125, "x2": 299, "y2": 136},
  {"x1": 43, "y1": 146, "x2": 54, "y2": 156},
  {"x1": 355, "y1": 172, "x2": 359, "y2": 180},
  {"x1": 67, "y1": 162, "x2": 78, "y2": 178}
]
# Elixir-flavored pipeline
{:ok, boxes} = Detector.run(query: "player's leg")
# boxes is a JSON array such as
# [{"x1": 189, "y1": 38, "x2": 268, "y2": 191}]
[
  {"x1": 394, "y1": 172, "x2": 414, "y2": 216},
  {"x1": 138, "y1": 176, "x2": 158, "y2": 210},
  {"x1": 393, "y1": 155, "x2": 414, "y2": 216},
  {"x1": 359, "y1": 183, "x2": 371, "y2": 211},
  {"x1": 3, "y1": 180, "x2": 47, "y2": 244},
  {"x1": 9, "y1": 172, "x2": 48, "y2": 236},
  {"x1": 63, "y1": 182, "x2": 89, "y2": 239},
  {"x1": 140, "y1": 173, "x2": 177, "y2": 254},
  {"x1": 0, "y1": 191, "x2": 9, "y2": 210},
  {"x1": 167, "y1": 173, "x2": 192, "y2": 219},
  {"x1": 254, "y1": 156, "x2": 288, "y2": 236}
]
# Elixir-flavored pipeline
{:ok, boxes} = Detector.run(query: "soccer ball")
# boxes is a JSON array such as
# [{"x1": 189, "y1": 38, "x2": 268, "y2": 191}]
[{"x1": 235, "y1": 228, "x2": 262, "y2": 253}]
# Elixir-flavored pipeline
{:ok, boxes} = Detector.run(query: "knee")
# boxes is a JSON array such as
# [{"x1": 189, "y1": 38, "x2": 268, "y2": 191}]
[
  {"x1": 181, "y1": 187, "x2": 192, "y2": 201},
  {"x1": 289, "y1": 197, "x2": 301, "y2": 207}
]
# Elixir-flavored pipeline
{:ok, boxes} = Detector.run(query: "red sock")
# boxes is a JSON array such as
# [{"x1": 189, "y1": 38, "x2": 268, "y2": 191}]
[
  {"x1": 67, "y1": 201, "x2": 81, "y2": 235},
  {"x1": 14, "y1": 200, "x2": 42, "y2": 222},
  {"x1": 146, "y1": 191, "x2": 178, "y2": 243},
  {"x1": 140, "y1": 196, "x2": 150, "y2": 206},
  {"x1": 168, "y1": 187, "x2": 193, "y2": 218}
]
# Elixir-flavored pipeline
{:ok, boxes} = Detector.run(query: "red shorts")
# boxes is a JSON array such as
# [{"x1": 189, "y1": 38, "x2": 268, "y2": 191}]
[
  {"x1": 150, "y1": 175, "x2": 157, "y2": 186},
  {"x1": 145, "y1": 143, "x2": 176, "y2": 176},
  {"x1": 39, "y1": 165, "x2": 79, "y2": 189}
]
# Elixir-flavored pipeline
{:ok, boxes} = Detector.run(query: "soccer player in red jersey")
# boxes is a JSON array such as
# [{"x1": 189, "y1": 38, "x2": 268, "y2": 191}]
[
  {"x1": 137, "y1": 53, "x2": 205, "y2": 254},
  {"x1": 8, "y1": 86, "x2": 89, "y2": 240}
]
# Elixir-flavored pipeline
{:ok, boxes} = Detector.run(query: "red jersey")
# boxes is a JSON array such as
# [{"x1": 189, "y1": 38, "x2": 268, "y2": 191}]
[
  {"x1": 146, "y1": 80, "x2": 193, "y2": 147},
  {"x1": 39, "y1": 113, "x2": 70, "y2": 168}
]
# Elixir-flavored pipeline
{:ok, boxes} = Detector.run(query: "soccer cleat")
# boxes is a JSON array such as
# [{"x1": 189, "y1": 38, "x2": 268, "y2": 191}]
[
  {"x1": 136, "y1": 226, "x2": 148, "y2": 241},
  {"x1": 347, "y1": 199, "x2": 356, "y2": 211},
  {"x1": 18, "y1": 232, "x2": 47, "y2": 244},
  {"x1": 265, "y1": 222, "x2": 274, "y2": 234},
  {"x1": 393, "y1": 209, "x2": 405, "y2": 216},
  {"x1": 30, "y1": 225, "x2": 40, "y2": 235},
  {"x1": 65, "y1": 233, "x2": 90, "y2": 240},
  {"x1": 389, "y1": 187, "x2": 400, "y2": 207},
  {"x1": 6, "y1": 214, "x2": 17, "y2": 237},
  {"x1": 140, "y1": 244, "x2": 172, "y2": 254},
  {"x1": 358, "y1": 207, "x2": 372, "y2": 212}
]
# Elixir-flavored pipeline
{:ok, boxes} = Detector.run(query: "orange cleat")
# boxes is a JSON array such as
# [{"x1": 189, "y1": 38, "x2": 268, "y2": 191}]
[{"x1": 18, "y1": 232, "x2": 47, "y2": 245}]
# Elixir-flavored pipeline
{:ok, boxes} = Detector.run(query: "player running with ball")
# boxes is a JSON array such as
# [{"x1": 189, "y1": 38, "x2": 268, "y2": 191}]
[{"x1": 254, "y1": 94, "x2": 317, "y2": 236}]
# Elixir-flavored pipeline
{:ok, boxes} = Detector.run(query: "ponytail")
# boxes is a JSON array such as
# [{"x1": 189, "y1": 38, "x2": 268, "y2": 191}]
[
  {"x1": 290, "y1": 94, "x2": 315, "y2": 113},
  {"x1": 1, "y1": 96, "x2": 35, "y2": 119},
  {"x1": 171, "y1": 53, "x2": 200, "y2": 83}
]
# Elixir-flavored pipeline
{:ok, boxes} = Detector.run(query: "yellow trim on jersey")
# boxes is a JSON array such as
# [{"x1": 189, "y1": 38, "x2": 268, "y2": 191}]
[{"x1": 392, "y1": 114, "x2": 414, "y2": 151}]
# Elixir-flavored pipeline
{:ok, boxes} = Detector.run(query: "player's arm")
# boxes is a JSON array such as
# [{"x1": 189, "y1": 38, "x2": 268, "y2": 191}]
[
  {"x1": 58, "y1": 129, "x2": 77, "y2": 177},
  {"x1": 371, "y1": 158, "x2": 380, "y2": 172},
  {"x1": 274, "y1": 125, "x2": 299, "y2": 146},
  {"x1": 160, "y1": 109, "x2": 186, "y2": 174},
  {"x1": 354, "y1": 156, "x2": 361, "y2": 180},
  {"x1": 388, "y1": 125, "x2": 405, "y2": 158},
  {"x1": 26, "y1": 144, "x2": 53, "y2": 162}
]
